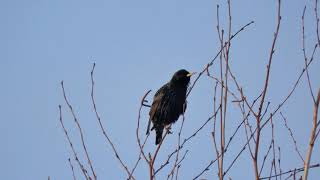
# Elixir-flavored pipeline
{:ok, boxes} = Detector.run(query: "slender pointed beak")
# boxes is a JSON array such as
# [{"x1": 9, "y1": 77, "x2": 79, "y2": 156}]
[{"x1": 186, "y1": 72, "x2": 196, "y2": 77}]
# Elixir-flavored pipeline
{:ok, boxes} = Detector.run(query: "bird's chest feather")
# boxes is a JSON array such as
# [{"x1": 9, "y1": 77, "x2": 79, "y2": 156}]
[
  {"x1": 163, "y1": 87, "x2": 186, "y2": 123},
  {"x1": 149, "y1": 84, "x2": 188, "y2": 126}
]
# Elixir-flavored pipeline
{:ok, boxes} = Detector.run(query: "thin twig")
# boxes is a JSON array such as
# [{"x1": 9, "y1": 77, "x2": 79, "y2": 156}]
[
  {"x1": 192, "y1": 160, "x2": 215, "y2": 180},
  {"x1": 206, "y1": 73, "x2": 239, "y2": 103},
  {"x1": 261, "y1": 43, "x2": 318, "y2": 130},
  {"x1": 212, "y1": 81, "x2": 221, "y2": 174},
  {"x1": 260, "y1": 164, "x2": 320, "y2": 179},
  {"x1": 59, "y1": 105, "x2": 89, "y2": 179},
  {"x1": 90, "y1": 63, "x2": 132, "y2": 179},
  {"x1": 61, "y1": 82, "x2": 96, "y2": 179},
  {"x1": 183, "y1": 106, "x2": 221, "y2": 145},
  {"x1": 218, "y1": 17, "x2": 225, "y2": 180},
  {"x1": 221, "y1": 0, "x2": 232, "y2": 178},
  {"x1": 177, "y1": 150, "x2": 188, "y2": 166},
  {"x1": 154, "y1": 106, "x2": 221, "y2": 176},
  {"x1": 150, "y1": 129, "x2": 170, "y2": 179},
  {"x1": 269, "y1": 159, "x2": 275, "y2": 180},
  {"x1": 303, "y1": 89, "x2": 320, "y2": 179},
  {"x1": 223, "y1": 145, "x2": 246, "y2": 176},
  {"x1": 229, "y1": 49, "x2": 318, "y2": 179},
  {"x1": 129, "y1": 134, "x2": 149, "y2": 180},
  {"x1": 168, "y1": 150, "x2": 188, "y2": 180},
  {"x1": 315, "y1": 0, "x2": 320, "y2": 46},
  {"x1": 225, "y1": 92, "x2": 262, "y2": 151},
  {"x1": 302, "y1": 6, "x2": 316, "y2": 103},
  {"x1": 278, "y1": 147, "x2": 282, "y2": 180},
  {"x1": 270, "y1": 115, "x2": 278, "y2": 180},
  {"x1": 261, "y1": 102, "x2": 271, "y2": 120},
  {"x1": 259, "y1": 141, "x2": 272, "y2": 176},
  {"x1": 186, "y1": 21, "x2": 254, "y2": 98},
  {"x1": 128, "y1": 90, "x2": 152, "y2": 180},
  {"x1": 254, "y1": 0, "x2": 282, "y2": 179},
  {"x1": 68, "y1": 158, "x2": 77, "y2": 180},
  {"x1": 280, "y1": 112, "x2": 304, "y2": 164},
  {"x1": 167, "y1": 104, "x2": 187, "y2": 179},
  {"x1": 243, "y1": 103, "x2": 255, "y2": 159}
]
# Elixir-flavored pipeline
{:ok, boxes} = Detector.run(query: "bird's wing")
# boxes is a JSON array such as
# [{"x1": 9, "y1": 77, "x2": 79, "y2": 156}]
[
  {"x1": 149, "y1": 83, "x2": 170, "y2": 119},
  {"x1": 146, "y1": 83, "x2": 170, "y2": 135}
]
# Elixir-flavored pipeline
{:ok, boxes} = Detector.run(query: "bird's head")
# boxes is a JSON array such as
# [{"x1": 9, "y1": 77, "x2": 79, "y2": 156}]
[{"x1": 170, "y1": 69, "x2": 195, "y2": 87}]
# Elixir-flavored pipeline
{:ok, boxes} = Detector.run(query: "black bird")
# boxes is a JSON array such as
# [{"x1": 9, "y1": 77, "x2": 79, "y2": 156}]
[{"x1": 146, "y1": 69, "x2": 194, "y2": 145}]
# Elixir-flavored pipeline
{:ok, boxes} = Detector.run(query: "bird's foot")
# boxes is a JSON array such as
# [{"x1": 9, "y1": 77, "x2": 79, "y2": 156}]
[{"x1": 165, "y1": 126, "x2": 173, "y2": 134}]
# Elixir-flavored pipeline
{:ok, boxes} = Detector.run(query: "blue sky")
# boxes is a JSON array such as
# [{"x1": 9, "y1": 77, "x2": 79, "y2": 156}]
[{"x1": 1, "y1": 0, "x2": 319, "y2": 179}]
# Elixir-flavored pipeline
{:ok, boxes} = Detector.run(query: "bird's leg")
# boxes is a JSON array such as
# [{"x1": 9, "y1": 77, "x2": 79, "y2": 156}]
[{"x1": 165, "y1": 124, "x2": 173, "y2": 134}]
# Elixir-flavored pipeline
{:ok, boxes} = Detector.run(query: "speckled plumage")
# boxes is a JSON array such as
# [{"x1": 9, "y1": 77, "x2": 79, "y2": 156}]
[{"x1": 147, "y1": 69, "x2": 191, "y2": 145}]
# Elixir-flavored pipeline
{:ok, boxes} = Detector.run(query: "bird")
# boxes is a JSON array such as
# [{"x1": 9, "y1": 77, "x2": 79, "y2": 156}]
[{"x1": 146, "y1": 69, "x2": 195, "y2": 145}]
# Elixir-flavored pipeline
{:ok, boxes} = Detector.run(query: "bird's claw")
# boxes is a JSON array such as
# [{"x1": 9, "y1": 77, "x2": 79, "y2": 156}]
[{"x1": 165, "y1": 126, "x2": 172, "y2": 134}]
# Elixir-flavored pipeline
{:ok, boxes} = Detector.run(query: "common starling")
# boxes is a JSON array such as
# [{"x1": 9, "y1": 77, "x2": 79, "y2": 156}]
[{"x1": 146, "y1": 69, "x2": 194, "y2": 145}]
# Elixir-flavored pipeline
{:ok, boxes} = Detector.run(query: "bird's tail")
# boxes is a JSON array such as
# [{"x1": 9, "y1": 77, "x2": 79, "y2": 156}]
[
  {"x1": 155, "y1": 128, "x2": 163, "y2": 145},
  {"x1": 146, "y1": 119, "x2": 152, "y2": 135}
]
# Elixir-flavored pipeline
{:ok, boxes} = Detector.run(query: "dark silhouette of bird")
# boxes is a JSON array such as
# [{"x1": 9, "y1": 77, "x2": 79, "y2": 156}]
[{"x1": 146, "y1": 69, "x2": 194, "y2": 145}]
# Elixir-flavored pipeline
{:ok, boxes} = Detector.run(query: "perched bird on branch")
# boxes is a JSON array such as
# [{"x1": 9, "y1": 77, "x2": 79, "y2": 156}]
[{"x1": 146, "y1": 69, "x2": 195, "y2": 145}]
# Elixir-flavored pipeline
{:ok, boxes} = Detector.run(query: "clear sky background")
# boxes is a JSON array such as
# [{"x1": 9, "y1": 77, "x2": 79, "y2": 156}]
[{"x1": 1, "y1": 0, "x2": 319, "y2": 179}]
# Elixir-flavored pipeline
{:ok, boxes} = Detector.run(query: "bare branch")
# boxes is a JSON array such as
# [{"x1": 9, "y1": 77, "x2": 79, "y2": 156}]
[
  {"x1": 278, "y1": 147, "x2": 282, "y2": 180},
  {"x1": 90, "y1": 63, "x2": 132, "y2": 179},
  {"x1": 128, "y1": 90, "x2": 152, "y2": 180},
  {"x1": 254, "y1": 0, "x2": 282, "y2": 178},
  {"x1": 59, "y1": 105, "x2": 89, "y2": 179},
  {"x1": 303, "y1": 89, "x2": 320, "y2": 179},
  {"x1": 61, "y1": 81, "x2": 97, "y2": 179},
  {"x1": 302, "y1": 6, "x2": 316, "y2": 103},
  {"x1": 192, "y1": 160, "x2": 215, "y2": 180},
  {"x1": 280, "y1": 112, "x2": 304, "y2": 164},
  {"x1": 270, "y1": 115, "x2": 278, "y2": 179},
  {"x1": 260, "y1": 164, "x2": 320, "y2": 180},
  {"x1": 167, "y1": 104, "x2": 187, "y2": 179},
  {"x1": 68, "y1": 158, "x2": 77, "y2": 180},
  {"x1": 259, "y1": 141, "x2": 272, "y2": 176},
  {"x1": 315, "y1": 0, "x2": 320, "y2": 46},
  {"x1": 150, "y1": 129, "x2": 170, "y2": 179},
  {"x1": 186, "y1": 21, "x2": 254, "y2": 97},
  {"x1": 261, "y1": 43, "x2": 318, "y2": 130},
  {"x1": 154, "y1": 106, "x2": 221, "y2": 176}
]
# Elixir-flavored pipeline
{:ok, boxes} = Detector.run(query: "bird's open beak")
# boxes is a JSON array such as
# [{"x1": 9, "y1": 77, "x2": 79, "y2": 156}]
[{"x1": 186, "y1": 72, "x2": 196, "y2": 77}]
